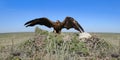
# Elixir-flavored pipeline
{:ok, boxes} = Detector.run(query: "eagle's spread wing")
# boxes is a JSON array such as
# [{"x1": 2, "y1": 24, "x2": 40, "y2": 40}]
[
  {"x1": 62, "y1": 17, "x2": 84, "y2": 32},
  {"x1": 24, "y1": 17, "x2": 54, "y2": 28}
]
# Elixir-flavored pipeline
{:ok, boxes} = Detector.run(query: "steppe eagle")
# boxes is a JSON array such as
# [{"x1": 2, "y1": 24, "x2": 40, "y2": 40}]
[{"x1": 24, "y1": 16, "x2": 84, "y2": 34}]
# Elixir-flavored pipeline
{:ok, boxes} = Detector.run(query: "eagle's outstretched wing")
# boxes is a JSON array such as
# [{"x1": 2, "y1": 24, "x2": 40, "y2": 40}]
[
  {"x1": 62, "y1": 17, "x2": 85, "y2": 33},
  {"x1": 24, "y1": 17, "x2": 54, "y2": 28}
]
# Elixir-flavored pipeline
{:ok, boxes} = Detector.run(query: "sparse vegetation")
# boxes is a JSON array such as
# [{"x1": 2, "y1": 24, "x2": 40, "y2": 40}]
[{"x1": 0, "y1": 27, "x2": 120, "y2": 60}]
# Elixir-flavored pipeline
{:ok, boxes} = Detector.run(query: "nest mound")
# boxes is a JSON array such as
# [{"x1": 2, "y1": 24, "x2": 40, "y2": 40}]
[
  {"x1": 5, "y1": 27, "x2": 117, "y2": 60},
  {"x1": 20, "y1": 27, "x2": 114, "y2": 59}
]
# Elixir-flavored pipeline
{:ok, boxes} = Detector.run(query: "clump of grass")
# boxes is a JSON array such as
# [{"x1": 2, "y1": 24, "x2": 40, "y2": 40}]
[{"x1": 35, "y1": 26, "x2": 48, "y2": 35}]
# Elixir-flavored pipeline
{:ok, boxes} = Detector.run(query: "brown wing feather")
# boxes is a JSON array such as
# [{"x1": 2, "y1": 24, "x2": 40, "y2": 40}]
[
  {"x1": 62, "y1": 16, "x2": 84, "y2": 32},
  {"x1": 24, "y1": 17, "x2": 54, "y2": 28}
]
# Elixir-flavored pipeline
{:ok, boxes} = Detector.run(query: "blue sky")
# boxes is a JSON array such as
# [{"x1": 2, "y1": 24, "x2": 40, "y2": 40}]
[{"x1": 0, "y1": 0, "x2": 120, "y2": 33}]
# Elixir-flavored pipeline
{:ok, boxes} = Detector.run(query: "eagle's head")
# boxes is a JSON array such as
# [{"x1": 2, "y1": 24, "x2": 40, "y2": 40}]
[{"x1": 56, "y1": 20, "x2": 61, "y2": 25}]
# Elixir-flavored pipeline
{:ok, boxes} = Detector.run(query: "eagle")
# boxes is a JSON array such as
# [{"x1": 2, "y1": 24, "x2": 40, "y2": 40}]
[{"x1": 24, "y1": 16, "x2": 84, "y2": 34}]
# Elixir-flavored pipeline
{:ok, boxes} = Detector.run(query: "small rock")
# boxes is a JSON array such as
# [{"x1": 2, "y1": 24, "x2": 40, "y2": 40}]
[
  {"x1": 11, "y1": 52, "x2": 21, "y2": 56},
  {"x1": 79, "y1": 32, "x2": 92, "y2": 39},
  {"x1": 111, "y1": 54, "x2": 119, "y2": 58}
]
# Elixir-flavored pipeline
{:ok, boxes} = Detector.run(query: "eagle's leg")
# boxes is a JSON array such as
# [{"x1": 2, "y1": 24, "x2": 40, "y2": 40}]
[
  {"x1": 53, "y1": 29, "x2": 61, "y2": 34},
  {"x1": 56, "y1": 30, "x2": 61, "y2": 34}
]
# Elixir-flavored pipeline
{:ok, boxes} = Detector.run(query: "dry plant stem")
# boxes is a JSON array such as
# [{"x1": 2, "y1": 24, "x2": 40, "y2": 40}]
[
  {"x1": 119, "y1": 39, "x2": 120, "y2": 54},
  {"x1": 11, "y1": 37, "x2": 14, "y2": 54}
]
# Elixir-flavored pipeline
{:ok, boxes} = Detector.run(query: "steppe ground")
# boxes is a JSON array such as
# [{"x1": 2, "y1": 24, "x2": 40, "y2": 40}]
[{"x1": 0, "y1": 32, "x2": 119, "y2": 47}]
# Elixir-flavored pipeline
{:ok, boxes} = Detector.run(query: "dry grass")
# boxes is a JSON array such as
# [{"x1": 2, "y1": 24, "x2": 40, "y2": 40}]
[{"x1": 0, "y1": 27, "x2": 120, "y2": 60}]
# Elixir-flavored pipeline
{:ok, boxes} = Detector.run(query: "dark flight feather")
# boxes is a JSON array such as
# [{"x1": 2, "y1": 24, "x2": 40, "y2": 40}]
[
  {"x1": 62, "y1": 17, "x2": 84, "y2": 32},
  {"x1": 24, "y1": 18, "x2": 54, "y2": 27}
]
